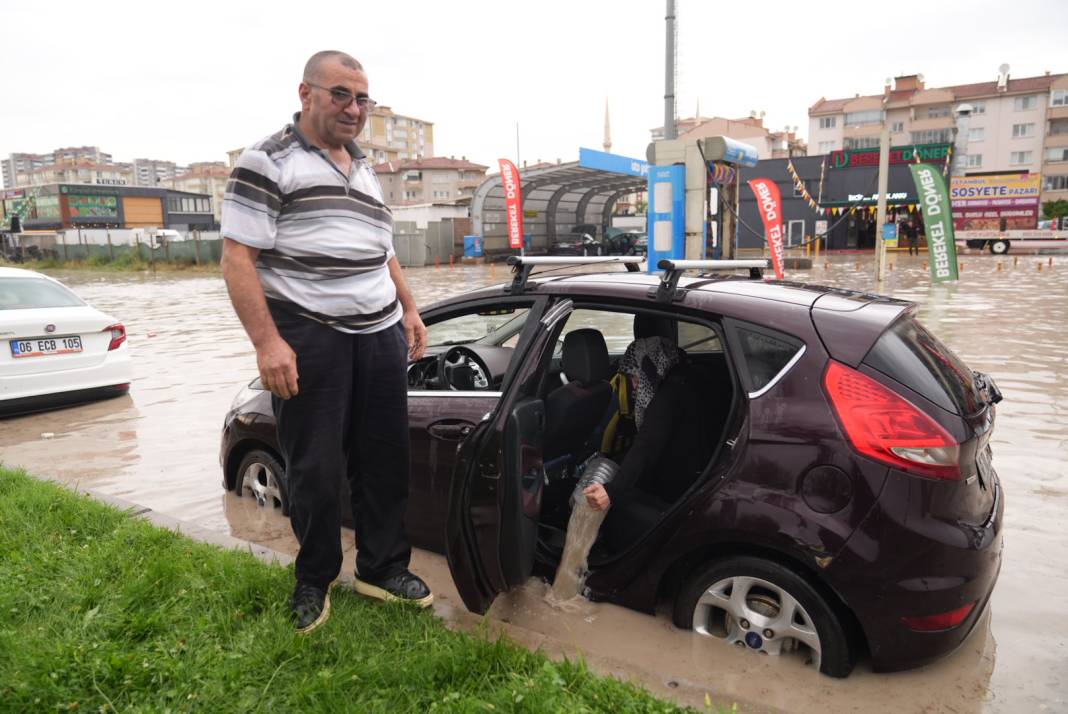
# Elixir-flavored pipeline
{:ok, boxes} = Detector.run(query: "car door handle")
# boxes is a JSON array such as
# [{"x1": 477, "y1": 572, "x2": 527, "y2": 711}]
[{"x1": 427, "y1": 419, "x2": 474, "y2": 441}]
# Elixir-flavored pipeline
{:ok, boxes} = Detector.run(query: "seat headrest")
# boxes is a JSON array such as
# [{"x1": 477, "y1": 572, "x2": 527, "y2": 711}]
[
  {"x1": 562, "y1": 329, "x2": 610, "y2": 384},
  {"x1": 633, "y1": 313, "x2": 676, "y2": 340}
]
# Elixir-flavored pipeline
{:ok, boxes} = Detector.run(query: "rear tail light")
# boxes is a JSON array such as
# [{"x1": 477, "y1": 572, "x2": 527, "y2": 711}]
[
  {"x1": 104, "y1": 323, "x2": 126, "y2": 351},
  {"x1": 901, "y1": 602, "x2": 975, "y2": 632},
  {"x1": 823, "y1": 361, "x2": 961, "y2": 480}
]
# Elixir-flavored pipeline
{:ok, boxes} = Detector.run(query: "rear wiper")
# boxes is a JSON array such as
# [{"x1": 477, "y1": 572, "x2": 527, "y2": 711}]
[{"x1": 973, "y1": 371, "x2": 1003, "y2": 405}]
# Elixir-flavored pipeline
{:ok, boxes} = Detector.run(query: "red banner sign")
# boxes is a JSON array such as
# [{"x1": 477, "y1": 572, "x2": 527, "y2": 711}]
[
  {"x1": 747, "y1": 178, "x2": 785, "y2": 280},
  {"x1": 498, "y1": 158, "x2": 524, "y2": 250}
]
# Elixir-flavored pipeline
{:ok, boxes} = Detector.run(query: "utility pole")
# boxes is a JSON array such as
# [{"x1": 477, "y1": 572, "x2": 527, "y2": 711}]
[
  {"x1": 663, "y1": 0, "x2": 677, "y2": 140},
  {"x1": 874, "y1": 122, "x2": 891, "y2": 289}
]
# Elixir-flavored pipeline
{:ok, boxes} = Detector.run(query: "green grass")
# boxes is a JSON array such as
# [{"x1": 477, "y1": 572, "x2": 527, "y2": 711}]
[{"x1": 0, "y1": 468, "x2": 707, "y2": 713}]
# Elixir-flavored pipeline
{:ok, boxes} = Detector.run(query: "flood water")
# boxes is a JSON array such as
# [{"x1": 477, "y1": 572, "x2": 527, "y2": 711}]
[{"x1": 2, "y1": 253, "x2": 1066, "y2": 712}]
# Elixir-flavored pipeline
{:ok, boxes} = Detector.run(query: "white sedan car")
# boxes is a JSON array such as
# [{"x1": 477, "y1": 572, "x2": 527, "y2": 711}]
[{"x1": 0, "y1": 267, "x2": 131, "y2": 416}]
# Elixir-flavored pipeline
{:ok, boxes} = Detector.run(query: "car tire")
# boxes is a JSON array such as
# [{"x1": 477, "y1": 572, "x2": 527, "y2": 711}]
[
  {"x1": 581, "y1": 246, "x2": 589, "y2": 257},
  {"x1": 989, "y1": 239, "x2": 1010, "y2": 255},
  {"x1": 234, "y1": 448, "x2": 289, "y2": 516},
  {"x1": 673, "y1": 556, "x2": 855, "y2": 678}
]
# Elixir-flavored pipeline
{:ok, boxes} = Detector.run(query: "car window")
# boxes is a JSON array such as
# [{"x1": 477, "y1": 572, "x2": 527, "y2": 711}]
[
  {"x1": 0, "y1": 278, "x2": 84, "y2": 310},
  {"x1": 863, "y1": 317, "x2": 982, "y2": 416},
  {"x1": 729, "y1": 321, "x2": 804, "y2": 394},
  {"x1": 559, "y1": 309, "x2": 635, "y2": 354},
  {"x1": 678, "y1": 321, "x2": 723, "y2": 354},
  {"x1": 426, "y1": 307, "x2": 530, "y2": 348}
]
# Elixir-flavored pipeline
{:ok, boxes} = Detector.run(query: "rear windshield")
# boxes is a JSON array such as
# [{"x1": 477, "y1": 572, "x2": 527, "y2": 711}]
[
  {"x1": 864, "y1": 317, "x2": 982, "y2": 415},
  {"x1": 0, "y1": 277, "x2": 85, "y2": 310}
]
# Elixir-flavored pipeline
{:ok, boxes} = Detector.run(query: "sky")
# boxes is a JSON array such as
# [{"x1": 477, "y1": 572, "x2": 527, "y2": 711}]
[{"x1": 1, "y1": 0, "x2": 1066, "y2": 172}]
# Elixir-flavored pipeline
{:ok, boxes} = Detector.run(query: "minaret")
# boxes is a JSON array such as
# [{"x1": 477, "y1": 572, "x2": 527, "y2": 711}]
[{"x1": 603, "y1": 98, "x2": 612, "y2": 153}]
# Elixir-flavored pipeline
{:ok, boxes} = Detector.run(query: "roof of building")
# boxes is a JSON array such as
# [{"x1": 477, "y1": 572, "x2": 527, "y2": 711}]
[
  {"x1": 373, "y1": 157, "x2": 488, "y2": 174},
  {"x1": 810, "y1": 72, "x2": 1067, "y2": 115}
]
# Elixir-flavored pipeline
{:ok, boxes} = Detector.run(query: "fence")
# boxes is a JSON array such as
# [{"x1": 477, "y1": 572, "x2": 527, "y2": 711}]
[{"x1": 15, "y1": 231, "x2": 223, "y2": 265}]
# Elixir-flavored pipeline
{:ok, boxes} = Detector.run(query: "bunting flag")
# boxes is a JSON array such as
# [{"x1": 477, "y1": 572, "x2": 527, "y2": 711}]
[{"x1": 786, "y1": 160, "x2": 828, "y2": 215}]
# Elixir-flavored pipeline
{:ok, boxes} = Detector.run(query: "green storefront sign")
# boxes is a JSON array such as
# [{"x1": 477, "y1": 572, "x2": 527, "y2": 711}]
[{"x1": 909, "y1": 164, "x2": 959, "y2": 283}]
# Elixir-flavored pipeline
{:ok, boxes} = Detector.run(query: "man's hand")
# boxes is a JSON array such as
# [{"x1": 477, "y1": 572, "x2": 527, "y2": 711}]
[
  {"x1": 257, "y1": 335, "x2": 299, "y2": 399},
  {"x1": 583, "y1": 483, "x2": 611, "y2": 511},
  {"x1": 404, "y1": 310, "x2": 428, "y2": 361}
]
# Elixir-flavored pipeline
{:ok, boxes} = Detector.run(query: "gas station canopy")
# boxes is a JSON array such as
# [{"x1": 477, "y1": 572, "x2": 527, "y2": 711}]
[{"x1": 472, "y1": 148, "x2": 648, "y2": 254}]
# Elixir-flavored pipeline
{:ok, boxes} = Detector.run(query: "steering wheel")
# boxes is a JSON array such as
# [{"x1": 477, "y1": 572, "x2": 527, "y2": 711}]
[{"x1": 438, "y1": 345, "x2": 494, "y2": 391}]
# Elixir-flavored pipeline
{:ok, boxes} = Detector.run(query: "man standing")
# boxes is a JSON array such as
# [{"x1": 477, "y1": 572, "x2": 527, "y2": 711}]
[{"x1": 221, "y1": 50, "x2": 432, "y2": 634}]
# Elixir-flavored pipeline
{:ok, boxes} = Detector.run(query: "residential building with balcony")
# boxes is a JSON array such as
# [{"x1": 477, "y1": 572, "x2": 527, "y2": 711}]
[
  {"x1": 3, "y1": 146, "x2": 113, "y2": 188},
  {"x1": 373, "y1": 157, "x2": 487, "y2": 206},
  {"x1": 359, "y1": 106, "x2": 434, "y2": 164},
  {"x1": 652, "y1": 114, "x2": 806, "y2": 158},
  {"x1": 808, "y1": 68, "x2": 1068, "y2": 205}
]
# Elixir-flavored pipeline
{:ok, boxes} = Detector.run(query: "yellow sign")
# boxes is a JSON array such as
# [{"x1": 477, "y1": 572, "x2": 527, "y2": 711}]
[
  {"x1": 523, "y1": 209, "x2": 539, "y2": 218},
  {"x1": 950, "y1": 174, "x2": 1041, "y2": 205}
]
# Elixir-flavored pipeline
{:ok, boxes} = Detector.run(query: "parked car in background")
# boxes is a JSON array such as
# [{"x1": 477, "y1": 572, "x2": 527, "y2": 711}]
[
  {"x1": 604, "y1": 227, "x2": 646, "y2": 256},
  {"x1": 0, "y1": 267, "x2": 130, "y2": 416},
  {"x1": 548, "y1": 224, "x2": 605, "y2": 256},
  {"x1": 221, "y1": 256, "x2": 1003, "y2": 678}
]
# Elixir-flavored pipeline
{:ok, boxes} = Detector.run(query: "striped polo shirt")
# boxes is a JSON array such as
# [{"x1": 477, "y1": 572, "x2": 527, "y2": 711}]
[{"x1": 221, "y1": 114, "x2": 400, "y2": 333}]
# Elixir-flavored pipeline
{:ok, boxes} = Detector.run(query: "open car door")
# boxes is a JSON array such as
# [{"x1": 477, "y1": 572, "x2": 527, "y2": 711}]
[{"x1": 445, "y1": 299, "x2": 573, "y2": 613}]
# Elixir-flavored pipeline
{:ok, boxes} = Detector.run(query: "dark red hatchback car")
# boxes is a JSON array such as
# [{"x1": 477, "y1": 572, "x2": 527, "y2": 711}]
[{"x1": 220, "y1": 257, "x2": 1004, "y2": 677}]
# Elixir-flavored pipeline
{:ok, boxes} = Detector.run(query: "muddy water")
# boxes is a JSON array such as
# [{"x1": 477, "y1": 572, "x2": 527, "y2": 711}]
[
  {"x1": 549, "y1": 499, "x2": 608, "y2": 604},
  {"x1": 1, "y1": 254, "x2": 1066, "y2": 712}
]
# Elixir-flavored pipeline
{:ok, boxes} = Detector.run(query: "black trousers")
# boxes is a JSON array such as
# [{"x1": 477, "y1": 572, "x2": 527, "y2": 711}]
[{"x1": 271, "y1": 313, "x2": 412, "y2": 590}]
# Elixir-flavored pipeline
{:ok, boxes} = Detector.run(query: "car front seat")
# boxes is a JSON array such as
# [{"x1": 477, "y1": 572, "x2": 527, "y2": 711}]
[{"x1": 543, "y1": 328, "x2": 612, "y2": 463}]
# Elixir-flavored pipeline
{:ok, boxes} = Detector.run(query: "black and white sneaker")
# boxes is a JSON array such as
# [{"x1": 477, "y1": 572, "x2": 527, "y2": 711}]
[
  {"x1": 353, "y1": 570, "x2": 433, "y2": 608},
  {"x1": 291, "y1": 582, "x2": 331, "y2": 634}
]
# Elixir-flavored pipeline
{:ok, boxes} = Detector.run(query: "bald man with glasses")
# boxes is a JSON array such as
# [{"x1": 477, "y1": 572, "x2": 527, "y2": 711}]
[{"x1": 221, "y1": 50, "x2": 431, "y2": 634}]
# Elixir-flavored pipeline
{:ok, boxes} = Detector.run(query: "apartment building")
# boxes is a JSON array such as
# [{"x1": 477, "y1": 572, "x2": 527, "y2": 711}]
[
  {"x1": 808, "y1": 67, "x2": 1068, "y2": 204},
  {"x1": 652, "y1": 114, "x2": 806, "y2": 159},
  {"x1": 374, "y1": 157, "x2": 487, "y2": 206},
  {"x1": 2, "y1": 146, "x2": 113, "y2": 188},
  {"x1": 171, "y1": 162, "x2": 230, "y2": 225},
  {"x1": 132, "y1": 158, "x2": 186, "y2": 187},
  {"x1": 15, "y1": 159, "x2": 132, "y2": 187},
  {"x1": 359, "y1": 105, "x2": 434, "y2": 164}
]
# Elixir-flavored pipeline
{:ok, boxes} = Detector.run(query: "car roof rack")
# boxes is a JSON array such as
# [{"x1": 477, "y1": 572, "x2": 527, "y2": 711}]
[
  {"x1": 653, "y1": 259, "x2": 770, "y2": 303},
  {"x1": 505, "y1": 255, "x2": 644, "y2": 295}
]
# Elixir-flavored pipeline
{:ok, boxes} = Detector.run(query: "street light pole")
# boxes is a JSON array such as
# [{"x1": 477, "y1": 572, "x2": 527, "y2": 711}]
[{"x1": 874, "y1": 118, "x2": 891, "y2": 289}]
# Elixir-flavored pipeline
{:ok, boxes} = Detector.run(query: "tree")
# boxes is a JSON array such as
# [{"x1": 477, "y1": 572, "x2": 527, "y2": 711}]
[{"x1": 1042, "y1": 199, "x2": 1068, "y2": 221}]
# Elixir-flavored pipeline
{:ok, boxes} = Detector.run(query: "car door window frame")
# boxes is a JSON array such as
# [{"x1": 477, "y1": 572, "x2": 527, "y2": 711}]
[{"x1": 412, "y1": 296, "x2": 547, "y2": 398}]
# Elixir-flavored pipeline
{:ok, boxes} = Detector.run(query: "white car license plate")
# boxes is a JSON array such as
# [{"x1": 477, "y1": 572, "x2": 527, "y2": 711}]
[{"x1": 10, "y1": 336, "x2": 83, "y2": 358}]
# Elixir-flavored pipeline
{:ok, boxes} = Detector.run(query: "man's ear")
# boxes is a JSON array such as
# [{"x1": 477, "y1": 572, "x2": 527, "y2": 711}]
[{"x1": 298, "y1": 82, "x2": 311, "y2": 109}]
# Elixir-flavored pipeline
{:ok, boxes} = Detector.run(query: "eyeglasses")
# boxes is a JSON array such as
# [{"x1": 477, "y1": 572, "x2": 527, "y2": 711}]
[{"x1": 305, "y1": 82, "x2": 377, "y2": 111}]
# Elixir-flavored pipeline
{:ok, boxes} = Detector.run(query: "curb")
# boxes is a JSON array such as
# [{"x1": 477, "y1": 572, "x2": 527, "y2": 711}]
[{"x1": 34, "y1": 474, "x2": 294, "y2": 568}]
